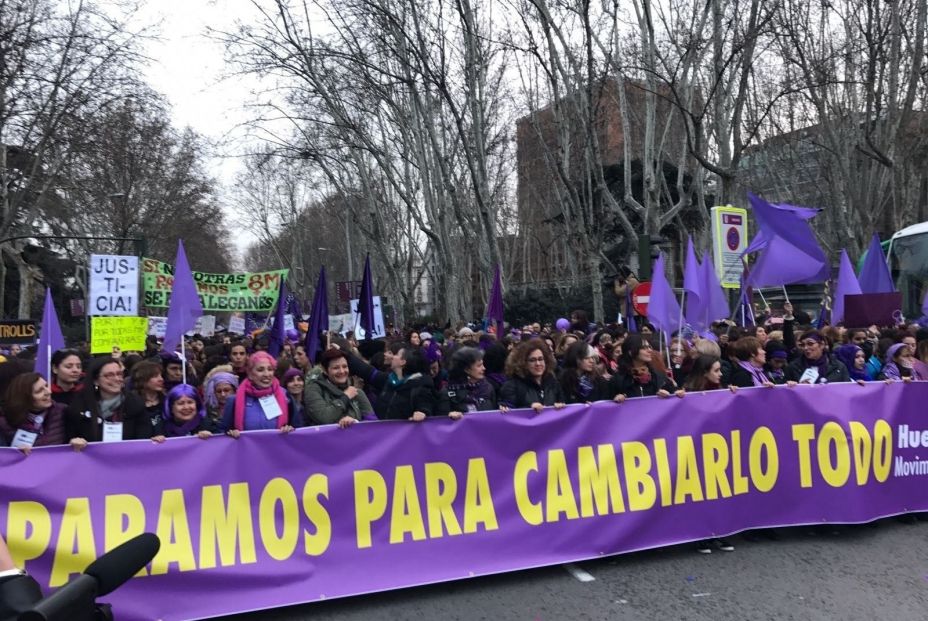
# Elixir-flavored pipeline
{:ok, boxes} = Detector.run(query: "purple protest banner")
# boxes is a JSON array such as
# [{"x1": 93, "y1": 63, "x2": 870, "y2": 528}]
[{"x1": 1, "y1": 383, "x2": 926, "y2": 621}]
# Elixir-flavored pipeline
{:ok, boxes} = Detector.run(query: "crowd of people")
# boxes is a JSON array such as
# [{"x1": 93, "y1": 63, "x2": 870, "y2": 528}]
[{"x1": 0, "y1": 301, "x2": 926, "y2": 553}]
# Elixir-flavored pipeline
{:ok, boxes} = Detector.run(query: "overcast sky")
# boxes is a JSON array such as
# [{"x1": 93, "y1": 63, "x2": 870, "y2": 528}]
[{"x1": 132, "y1": 0, "x2": 261, "y2": 261}]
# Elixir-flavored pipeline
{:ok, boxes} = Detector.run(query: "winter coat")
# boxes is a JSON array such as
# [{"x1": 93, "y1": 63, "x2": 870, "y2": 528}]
[
  {"x1": 608, "y1": 365, "x2": 674, "y2": 399},
  {"x1": 304, "y1": 375, "x2": 375, "y2": 425},
  {"x1": 378, "y1": 373, "x2": 438, "y2": 420},
  {"x1": 66, "y1": 390, "x2": 153, "y2": 442},
  {"x1": 0, "y1": 402, "x2": 68, "y2": 447},
  {"x1": 437, "y1": 379, "x2": 499, "y2": 416},
  {"x1": 785, "y1": 355, "x2": 850, "y2": 384},
  {"x1": 499, "y1": 374, "x2": 564, "y2": 409}
]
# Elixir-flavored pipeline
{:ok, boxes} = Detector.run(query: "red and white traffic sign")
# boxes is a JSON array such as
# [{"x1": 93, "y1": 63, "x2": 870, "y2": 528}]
[{"x1": 632, "y1": 281, "x2": 651, "y2": 317}]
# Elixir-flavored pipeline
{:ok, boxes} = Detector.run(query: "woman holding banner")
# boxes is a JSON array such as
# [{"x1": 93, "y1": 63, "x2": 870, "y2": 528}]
[
  {"x1": 220, "y1": 352, "x2": 295, "y2": 436},
  {"x1": 727, "y1": 337, "x2": 775, "y2": 388},
  {"x1": 65, "y1": 358, "x2": 153, "y2": 449},
  {"x1": 499, "y1": 339, "x2": 566, "y2": 412},
  {"x1": 438, "y1": 346, "x2": 498, "y2": 418},
  {"x1": 49, "y1": 349, "x2": 83, "y2": 407},
  {"x1": 0, "y1": 373, "x2": 68, "y2": 450},
  {"x1": 157, "y1": 384, "x2": 212, "y2": 439},
  {"x1": 304, "y1": 349, "x2": 374, "y2": 427},
  {"x1": 608, "y1": 334, "x2": 681, "y2": 400},
  {"x1": 130, "y1": 361, "x2": 165, "y2": 432},
  {"x1": 785, "y1": 331, "x2": 851, "y2": 384},
  {"x1": 558, "y1": 341, "x2": 610, "y2": 404}
]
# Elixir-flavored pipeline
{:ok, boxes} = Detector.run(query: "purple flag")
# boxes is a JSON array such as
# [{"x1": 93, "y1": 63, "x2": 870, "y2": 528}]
[
  {"x1": 745, "y1": 193, "x2": 830, "y2": 287},
  {"x1": 832, "y1": 250, "x2": 862, "y2": 325},
  {"x1": 857, "y1": 234, "x2": 896, "y2": 294},
  {"x1": 357, "y1": 255, "x2": 376, "y2": 340},
  {"x1": 700, "y1": 254, "x2": 730, "y2": 326},
  {"x1": 485, "y1": 265, "x2": 504, "y2": 334},
  {"x1": 162, "y1": 240, "x2": 204, "y2": 352},
  {"x1": 267, "y1": 280, "x2": 288, "y2": 357},
  {"x1": 682, "y1": 238, "x2": 706, "y2": 330},
  {"x1": 743, "y1": 201, "x2": 822, "y2": 255},
  {"x1": 647, "y1": 253, "x2": 681, "y2": 336},
  {"x1": 305, "y1": 267, "x2": 329, "y2": 364},
  {"x1": 625, "y1": 287, "x2": 638, "y2": 332},
  {"x1": 35, "y1": 288, "x2": 65, "y2": 382}
]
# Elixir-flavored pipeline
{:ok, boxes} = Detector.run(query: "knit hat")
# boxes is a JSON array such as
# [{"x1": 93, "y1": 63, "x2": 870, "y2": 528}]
[{"x1": 282, "y1": 367, "x2": 303, "y2": 385}]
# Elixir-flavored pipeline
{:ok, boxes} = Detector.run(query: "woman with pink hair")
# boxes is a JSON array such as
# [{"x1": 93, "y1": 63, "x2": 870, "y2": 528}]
[{"x1": 219, "y1": 352, "x2": 297, "y2": 437}]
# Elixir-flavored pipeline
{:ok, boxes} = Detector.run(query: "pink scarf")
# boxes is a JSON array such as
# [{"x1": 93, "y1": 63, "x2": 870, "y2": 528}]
[{"x1": 233, "y1": 378, "x2": 289, "y2": 431}]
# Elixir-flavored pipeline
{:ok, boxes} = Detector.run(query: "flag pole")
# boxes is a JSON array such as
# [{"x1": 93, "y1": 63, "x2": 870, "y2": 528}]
[
  {"x1": 46, "y1": 344, "x2": 51, "y2": 384},
  {"x1": 181, "y1": 338, "x2": 187, "y2": 385},
  {"x1": 677, "y1": 291, "x2": 686, "y2": 342},
  {"x1": 781, "y1": 285, "x2": 791, "y2": 305}
]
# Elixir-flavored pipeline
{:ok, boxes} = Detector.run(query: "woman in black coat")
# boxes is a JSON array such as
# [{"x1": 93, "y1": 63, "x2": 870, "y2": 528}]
[
  {"x1": 608, "y1": 334, "x2": 682, "y2": 400},
  {"x1": 558, "y1": 341, "x2": 611, "y2": 404},
  {"x1": 784, "y1": 330, "x2": 850, "y2": 385},
  {"x1": 438, "y1": 346, "x2": 499, "y2": 419},
  {"x1": 378, "y1": 346, "x2": 438, "y2": 422},
  {"x1": 499, "y1": 339, "x2": 565, "y2": 413},
  {"x1": 66, "y1": 357, "x2": 153, "y2": 450}
]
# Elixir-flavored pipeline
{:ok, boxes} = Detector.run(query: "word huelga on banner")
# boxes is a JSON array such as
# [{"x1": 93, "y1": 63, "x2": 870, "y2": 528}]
[
  {"x1": 89, "y1": 255, "x2": 140, "y2": 316},
  {"x1": 90, "y1": 316, "x2": 148, "y2": 353},
  {"x1": 0, "y1": 320, "x2": 37, "y2": 345},
  {"x1": 141, "y1": 258, "x2": 287, "y2": 311},
  {"x1": 0, "y1": 383, "x2": 924, "y2": 621}
]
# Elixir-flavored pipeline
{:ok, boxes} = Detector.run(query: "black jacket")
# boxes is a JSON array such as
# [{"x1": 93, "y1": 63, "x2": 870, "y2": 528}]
[
  {"x1": 437, "y1": 379, "x2": 499, "y2": 416},
  {"x1": 558, "y1": 372, "x2": 611, "y2": 404},
  {"x1": 499, "y1": 375, "x2": 564, "y2": 409},
  {"x1": 608, "y1": 366, "x2": 674, "y2": 399},
  {"x1": 728, "y1": 364, "x2": 771, "y2": 388},
  {"x1": 66, "y1": 390, "x2": 153, "y2": 442},
  {"x1": 785, "y1": 355, "x2": 850, "y2": 384},
  {"x1": 378, "y1": 373, "x2": 438, "y2": 420}
]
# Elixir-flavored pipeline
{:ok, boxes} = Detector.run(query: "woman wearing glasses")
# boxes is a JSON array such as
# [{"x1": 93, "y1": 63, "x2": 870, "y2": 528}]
[
  {"x1": 608, "y1": 334, "x2": 683, "y2": 399},
  {"x1": 785, "y1": 331, "x2": 850, "y2": 384},
  {"x1": 499, "y1": 339, "x2": 565, "y2": 413},
  {"x1": 66, "y1": 357, "x2": 154, "y2": 450}
]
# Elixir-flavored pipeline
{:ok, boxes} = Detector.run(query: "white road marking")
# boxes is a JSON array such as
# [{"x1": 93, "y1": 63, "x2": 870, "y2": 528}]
[{"x1": 563, "y1": 563, "x2": 595, "y2": 582}]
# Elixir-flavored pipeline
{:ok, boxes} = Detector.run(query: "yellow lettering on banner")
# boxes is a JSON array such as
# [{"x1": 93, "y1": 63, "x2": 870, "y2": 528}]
[
  {"x1": 577, "y1": 445, "x2": 625, "y2": 517},
  {"x1": 849, "y1": 422, "x2": 873, "y2": 486},
  {"x1": 104, "y1": 494, "x2": 147, "y2": 577},
  {"x1": 513, "y1": 451, "x2": 542, "y2": 526},
  {"x1": 424, "y1": 462, "x2": 462, "y2": 538},
  {"x1": 651, "y1": 438, "x2": 673, "y2": 507},
  {"x1": 150, "y1": 489, "x2": 196, "y2": 575},
  {"x1": 6, "y1": 501, "x2": 51, "y2": 570},
  {"x1": 463, "y1": 458, "x2": 498, "y2": 533},
  {"x1": 621, "y1": 441, "x2": 657, "y2": 511},
  {"x1": 354, "y1": 470, "x2": 387, "y2": 549},
  {"x1": 50, "y1": 498, "x2": 97, "y2": 587},
  {"x1": 817, "y1": 422, "x2": 850, "y2": 487},
  {"x1": 389, "y1": 466, "x2": 426, "y2": 544},
  {"x1": 701, "y1": 433, "x2": 732, "y2": 500},
  {"x1": 749, "y1": 427, "x2": 779, "y2": 492},
  {"x1": 792, "y1": 424, "x2": 816, "y2": 488},
  {"x1": 199, "y1": 484, "x2": 257, "y2": 569},
  {"x1": 730, "y1": 430, "x2": 749, "y2": 495},
  {"x1": 258, "y1": 478, "x2": 299, "y2": 561},
  {"x1": 674, "y1": 436, "x2": 704, "y2": 505},
  {"x1": 545, "y1": 449, "x2": 579, "y2": 522},
  {"x1": 873, "y1": 419, "x2": 892, "y2": 482},
  {"x1": 302, "y1": 475, "x2": 331, "y2": 556}
]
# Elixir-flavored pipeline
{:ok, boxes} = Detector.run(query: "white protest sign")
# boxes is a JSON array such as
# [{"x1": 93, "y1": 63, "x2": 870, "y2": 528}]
[
  {"x1": 350, "y1": 296, "x2": 385, "y2": 339},
  {"x1": 328, "y1": 313, "x2": 353, "y2": 335},
  {"x1": 228, "y1": 314, "x2": 246, "y2": 335},
  {"x1": 148, "y1": 315, "x2": 216, "y2": 338},
  {"x1": 89, "y1": 255, "x2": 139, "y2": 316}
]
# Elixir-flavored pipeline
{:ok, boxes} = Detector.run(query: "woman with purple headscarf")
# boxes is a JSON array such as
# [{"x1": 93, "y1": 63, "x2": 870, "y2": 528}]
[
  {"x1": 880, "y1": 343, "x2": 928, "y2": 381},
  {"x1": 834, "y1": 344, "x2": 874, "y2": 382},
  {"x1": 203, "y1": 369, "x2": 239, "y2": 431},
  {"x1": 157, "y1": 384, "x2": 212, "y2": 439}
]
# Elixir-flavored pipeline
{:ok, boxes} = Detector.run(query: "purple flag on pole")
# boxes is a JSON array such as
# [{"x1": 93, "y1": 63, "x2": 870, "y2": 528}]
[
  {"x1": 745, "y1": 193, "x2": 830, "y2": 287},
  {"x1": 832, "y1": 250, "x2": 862, "y2": 325},
  {"x1": 485, "y1": 265, "x2": 504, "y2": 334},
  {"x1": 648, "y1": 253, "x2": 681, "y2": 336},
  {"x1": 305, "y1": 267, "x2": 329, "y2": 364},
  {"x1": 700, "y1": 254, "x2": 730, "y2": 326},
  {"x1": 857, "y1": 234, "x2": 896, "y2": 294},
  {"x1": 162, "y1": 240, "x2": 204, "y2": 352},
  {"x1": 743, "y1": 201, "x2": 822, "y2": 256},
  {"x1": 35, "y1": 288, "x2": 65, "y2": 382},
  {"x1": 267, "y1": 280, "x2": 288, "y2": 357},
  {"x1": 735, "y1": 273, "x2": 755, "y2": 327},
  {"x1": 625, "y1": 287, "x2": 638, "y2": 333},
  {"x1": 682, "y1": 238, "x2": 706, "y2": 330},
  {"x1": 357, "y1": 255, "x2": 375, "y2": 340}
]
